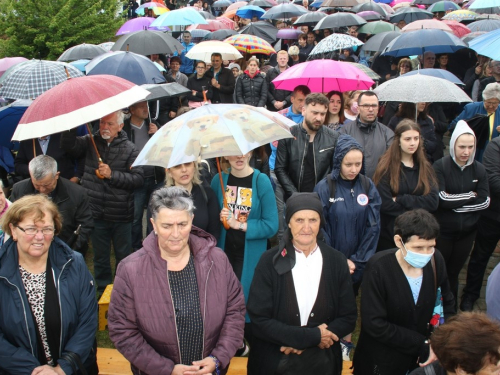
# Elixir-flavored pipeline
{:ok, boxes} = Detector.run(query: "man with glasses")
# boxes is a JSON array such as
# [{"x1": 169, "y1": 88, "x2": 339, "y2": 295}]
[
  {"x1": 339, "y1": 91, "x2": 394, "y2": 178},
  {"x1": 173, "y1": 31, "x2": 195, "y2": 75},
  {"x1": 10, "y1": 155, "x2": 93, "y2": 256},
  {"x1": 205, "y1": 52, "x2": 235, "y2": 103}
]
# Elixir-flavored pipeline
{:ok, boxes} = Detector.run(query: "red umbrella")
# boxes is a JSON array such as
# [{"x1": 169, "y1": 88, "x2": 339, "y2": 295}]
[{"x1": 442, "y1": 20, "x2": 471, "y2": 38}]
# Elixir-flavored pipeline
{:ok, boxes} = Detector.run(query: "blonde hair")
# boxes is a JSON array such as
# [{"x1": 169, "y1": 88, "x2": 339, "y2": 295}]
[
  {"x1": 277, "y1": 50, "x2": 288, "y2": 57},
  {"x1": 0, "y1": 195, "x2": 62, "y2": 237},
  {"x1": 165, "y1": 161, "x2": 202, "y2": 187}
]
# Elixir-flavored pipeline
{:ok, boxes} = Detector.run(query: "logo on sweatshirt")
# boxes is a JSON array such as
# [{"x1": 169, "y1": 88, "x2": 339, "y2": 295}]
[
  {"x1": 357, "y1": 194, "x2": 369, "y2": 206},
  {"x1": 329, "y1": 197, "x2": 345, "y2": 203}
]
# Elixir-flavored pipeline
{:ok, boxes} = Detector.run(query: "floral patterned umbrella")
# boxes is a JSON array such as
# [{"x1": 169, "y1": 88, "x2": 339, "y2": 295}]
[
  {"x1": 442, "y1": 9, "x2": 479, "y2": 21},
  {"x1": 309, "y1": 34, "x2": 364, "y2": 57}
]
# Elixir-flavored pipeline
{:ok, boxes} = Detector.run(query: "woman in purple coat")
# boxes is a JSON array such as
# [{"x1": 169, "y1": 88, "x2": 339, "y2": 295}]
[{"x1": 108, "y1": 186, "x2": 246, "y2": 375}]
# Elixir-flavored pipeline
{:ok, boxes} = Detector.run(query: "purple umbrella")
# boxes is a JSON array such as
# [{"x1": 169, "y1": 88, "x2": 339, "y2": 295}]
[
  {"x1": 116, "y1": 17, "x2": 170, "y2": 36},
  {"x1": 277, "y1": 28, "x2": 302, "y2": 39},
  {"x1": 0, "y1": 57, "x2": 28, "y2": 78}
]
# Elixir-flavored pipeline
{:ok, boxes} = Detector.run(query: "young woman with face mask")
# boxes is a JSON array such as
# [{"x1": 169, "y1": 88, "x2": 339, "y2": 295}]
[{"x1": 352, "y1": 209, "x2": 455, "y2": 375}]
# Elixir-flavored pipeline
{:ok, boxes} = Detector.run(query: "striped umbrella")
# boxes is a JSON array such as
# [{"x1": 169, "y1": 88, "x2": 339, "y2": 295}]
[
  {"x1": 442, "y1": 9, "x2": 478, "y2": 21},
  {"x1": 223, "y1": 34, "x2": 276, "y2": 55}
]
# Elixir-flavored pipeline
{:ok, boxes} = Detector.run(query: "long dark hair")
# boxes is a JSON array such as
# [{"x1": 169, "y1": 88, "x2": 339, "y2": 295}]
[
  {"x1": 395, "y1": 102, "x2": 428, "y2": 121},
  {"x1": 325, "y1": 90, "x2": 346, "y2": 124},
  {"x1": 373, "y1": 119, "x2": 436, "y2": 195}
]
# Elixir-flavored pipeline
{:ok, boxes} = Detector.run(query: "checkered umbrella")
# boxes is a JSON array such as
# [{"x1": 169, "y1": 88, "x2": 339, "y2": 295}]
[
  {"x1": 224, "y1": 34, "x2": 276, "y2": 55},
  {"x1": 0, "y1": 60, "x2": 84, "y2": 100}
]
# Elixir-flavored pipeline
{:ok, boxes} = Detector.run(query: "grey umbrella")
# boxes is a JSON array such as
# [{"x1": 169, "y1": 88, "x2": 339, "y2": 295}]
[
  {"x1": 313, "y1": 12, "x2": 367, "y2": 31},
  {"x1": 412, "y1": 0, "x2": 440, "y2": 5},
  {"x1": 248, "y1": 0, "x2": 275, "y2": 7},
  {"x1": 468, "y1": 19, "x2": 500, "y2": 32},
  {"x1": 351, "y1": 2, "x2": 387, "y2": 16},
  {"x1": 112, "y1": 30, "x2": 183, "y2": 56},
  {"x1": 238, "y1": 21, "x2": 279, "y2": 44},
  {"x1": 203, "y1": 29, "x2": 238, "y2": 40},
  {"x1": 199, "y1": 10, "x2": 217, "y2": 19},
  {"x1": 293, "y1": 11, "x2": 327, "y2": 26},
  {"x1": 359, "y1": 30, "x2": 401, "y2": 52},
  {"x1": 57, "y1": 43, "x2": 107, "y2": 62},
  {"x1": 261, "y1": 3, "x2": 309, "y2": 19},
  {"x1": 321, "y1": 0, "x2": 359, "y2": 7},
  {"x1": 389, "y1": 7, "x2": 433, "y2": 23},
  {"x1": 143, "y1": 82, "x2": 190, "y2": 100}
]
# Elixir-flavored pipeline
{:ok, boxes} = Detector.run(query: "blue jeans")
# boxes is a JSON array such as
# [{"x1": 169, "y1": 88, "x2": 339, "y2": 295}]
[
  {"x1": 92, "y1": 219, "x2": 132, "y2": 294},
  {"x1": 132, "y1": 177, "x2": 164, "y2": 250}
]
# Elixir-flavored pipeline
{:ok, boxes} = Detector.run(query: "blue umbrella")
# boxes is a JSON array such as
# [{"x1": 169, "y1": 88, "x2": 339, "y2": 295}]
[
  {"x1": 310, "y1": 0, "x2": 324, "y2": 7},
  {"x1": 0, "y1": 99, "x2": 31, "y2": 150},
  {"x1": 86, "y1": 51, "x2": 166, "y2": 85},
  {"x1": 403, "y1": 68, "x2": 464, "y2": 85},
  {"x1": 236, "y1": 5, "x2": 266, "y2": 19},
  {"x1": 69, "y1": 59, "x2": 90, "y2": 73},
  {"x1": 150, "y1": 7, "x2": 208, "y2": 27},
  {"x1": 469, "y1": 0, "x2": 500, "y2": 9},
  {"x1": 382, "y1": 29, "x2": 467, "y2": 57},
  {"x1": 468, "y1": 28, "x2": 500, "y2": 60}
]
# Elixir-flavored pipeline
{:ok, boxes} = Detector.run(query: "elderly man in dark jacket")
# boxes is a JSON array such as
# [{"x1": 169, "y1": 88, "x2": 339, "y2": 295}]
[
  {"x1": 61, "y1": 110, "x2": 144, "y2": 295},
  {"x1": 247, "y1": 192, "x2": 357, "y2": 375},
  {"x1": 275, "y1": 93, "x2": 339, "y2": 201},
  {"x1": 10, "y1": 154, "x2": 93, "y2": 255}
]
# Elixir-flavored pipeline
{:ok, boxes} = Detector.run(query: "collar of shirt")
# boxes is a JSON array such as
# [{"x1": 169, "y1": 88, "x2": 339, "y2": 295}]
[
  {"x1": 130, "y1": 120, "x2": 145, "y2": 130},
  {"x1": 293, "y1": 244, "x2": 319, "y2": 256}
]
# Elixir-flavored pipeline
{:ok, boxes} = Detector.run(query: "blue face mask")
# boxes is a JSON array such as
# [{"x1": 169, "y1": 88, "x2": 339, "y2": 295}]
[{"x1": 401, "y1": 240, "x2": 434, "y2": 269}]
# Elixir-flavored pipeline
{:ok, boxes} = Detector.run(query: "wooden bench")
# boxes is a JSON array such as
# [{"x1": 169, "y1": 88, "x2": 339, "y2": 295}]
[{"x1": 97, "y1": 348, "x2": 354, "y2": 374}]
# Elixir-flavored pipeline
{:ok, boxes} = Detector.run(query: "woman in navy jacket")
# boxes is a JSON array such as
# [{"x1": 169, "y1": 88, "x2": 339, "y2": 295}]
[{"x1": 0, "y1": 195, "x2": 97, "y2": 375}]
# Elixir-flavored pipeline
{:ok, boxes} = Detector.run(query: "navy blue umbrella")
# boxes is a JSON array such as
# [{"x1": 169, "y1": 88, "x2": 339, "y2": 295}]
[
  {"x1": 0, "y1": 99, "x2": 31, "y2": 150},
  {"x1": 382, "y1": 29, "x2": 467, "y2": 57},
  {"x1": 86, "y1": 51, "x2": 166, "y2": 85}
]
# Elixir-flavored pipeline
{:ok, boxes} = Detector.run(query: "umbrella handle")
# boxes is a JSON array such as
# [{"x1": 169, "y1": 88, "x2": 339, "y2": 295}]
[
  {"x1": 85, "y1": 123, "x2": 105, "y2": 179},
  {"x1": 95, "y1": 160, "x2": 105, "y2": 180},
  {"x1": 216, "y1": 157, "x2": 231, "y2": 230}
]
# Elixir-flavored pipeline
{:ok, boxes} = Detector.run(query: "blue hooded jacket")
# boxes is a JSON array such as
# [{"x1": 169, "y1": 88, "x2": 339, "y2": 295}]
[{"x1": 314, "y1": 134, "x2": 381, "y2": 283}]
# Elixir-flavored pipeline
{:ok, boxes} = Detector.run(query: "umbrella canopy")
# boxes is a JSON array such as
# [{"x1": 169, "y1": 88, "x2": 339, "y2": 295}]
[
  {"x1": 442, "y1": 9, "x2": 478, "y2": 21},
  {"x1": 476, "y1": 14, "x2": 500, "y2": 20},
  {"x1": 276, "y1": 28, "x2": 303, "y2": 39},
  {"x1": 116, "y1": 17, "x2": 156, "y2": 36},
  {"x1": 403, "y1": 68, "x2": 463, "y2": 85},
  {"x1": 86, "y1": 51, "x2": 166, "y2": 85},
  {"x1": 236, "y1": 5, "x2": 266, "y2": 19},
  {"x1": 309, "y1": 34, "x2": 364, "y2": 56},
  {"x1": 346, "y1": 62, "x2": 381, "y2": 80},
  {"x1": 468, "y1": 28, "x2": 500, "y2": 60},
  {"x1": 462, "y1": 30, "x2": 487, "y2": 44},
  {"x1": 13, "y1": 75, "x2": 151, "y2": 141},
  {"x1": 392, "y1": 2, "x2": 412, "y2": 10},
  {"x1": 351, "y1": 2, "x2": 387, "y2": 16},
  {"x1": 357, "y1": 11, "x2": 385, "y2": 21},
  {"x1": 313, "y1": 12, "x2": 367, "y2": 31},
  {"x1": 441, "y1": 20, "x2": 471, "y2": 38},
  {"x1": 272, "y1": 60, "x2": 375, "y2": 92},
  {"x1": 374, "y1": 73, "x2": 471, "y2": 103},
  {"x1": 227, "y1": 1, "x2": 248, "y2": 12},
  {"x1": 261, "y1": 3, "x2": 309, "y2": 19},
  {"x1": 0, "y1": 99, "x2": 31, "y2": 148},
  {"x1": 57, "y1": 43, "x2": 107, "y2": 62},
  {"x1": 186, "y1": 41, "x2": 243, "y2": 62},
  {"x1": 68, "y1": 59, "x2": 91, "y2": 73},
  {"x1": 132, "y1": 104, "x2": 295, "y2": 168},
  {"x1": 0, "y1": 57, "x2": 28, "y2": 78},
  {"x1": 142, "y1": 82, "x2": 190, "y2": 101},
  {"x1": 249, "y1": 0, "x2": 276, "y2": 7},
  {"x1": 150, "y1": 7, "x2": 208, "y2": 27},
  {"x1": 178, "y1": 29, "x2": 210, "y2": 44},
  {"x1": 224, "y1": 34, "x2": 276, "y2": 55},
  {"x1": 238, "y1": 21, "x2": 279, "y2": 44},
  {"x1": 99, "y1": 42, "x2": 115, "y2": 52},
  {"x1": 401, "y1": 19, "x2": 453, "y2": 33},
  {"x1": 187, "y1": 19, "x2": 230, "y2": 31},
  {"x1": 293, "y1": 12, "x2": 328, "y2": 26},
  {"x1": 360, "y1": 30, "x2": 401, "y2": 51},
  {"x1": 112, "y1": 30, "x2": 183, "y2": 56},
  {"x1": 321, "y1": 0, "x2": 359, "y2": 7},
  {"x1": 203, "y1": 29, "x2": 238, "y2": 40},
  {"x1": 427, "y1": 0, "x2": 460, "y2": 12},
  {"x1": 136, "y1": 2, "x2": 169, "y2": 15},
  {"x1": 213, "y1": 0, "x2": 232, "y2": 7},
  {"x1": 378, "y1": 3, "x2": 395, "y2": 13},
  {"x1": 357, "y1": 20, "x2": 400, "y2": 34},
  {"x1": 389, "y1": 7, "x2": 433, "y2": 24},
  {"x1": 469, "y1": 0, "x2": 500, "y2": 9},
  {"x1": 382, "y1": 28, "x2": 467, "y2": 57},
  {"x1": 412, "y1": 0, "x2": 440, "y2": 4},
  {"x1": 0, "y1": 60, "x2": 84, "y2": 100},
  {"x1": 467, "y1": 19, "x2": 500, "y2": 32},
  {"x1": 216, "y1": 16, "x2": 236, "y2": 29},
  {"x1": 199, "y1": 10, "x2": 217, "y2": 19}
]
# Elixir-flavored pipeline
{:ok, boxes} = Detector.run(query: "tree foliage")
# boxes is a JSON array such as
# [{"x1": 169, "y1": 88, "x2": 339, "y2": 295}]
[{"x1": 0, "y1": 0, "x2": 125, "y2": 60}]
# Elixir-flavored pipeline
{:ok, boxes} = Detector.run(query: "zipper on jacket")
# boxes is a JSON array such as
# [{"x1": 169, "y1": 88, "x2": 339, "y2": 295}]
[
  {"x1": 298, "y1": 134, "x2": 309, "y2": 191},
  {"x1": 58, "y1": 259, "x2": 72, "y2": 358},
  {"x1": 166, "y1": 269, "x2": 183, "y2": 364},
  {"x1": 0, "y1": 276, "x2": 35, "y2": 356},
  {"x1": 201, "y1": 261, "x2": 214, "y2": 358},
  {"x1": 313, "y1": 141, "x2": 318, "y2": 185}
]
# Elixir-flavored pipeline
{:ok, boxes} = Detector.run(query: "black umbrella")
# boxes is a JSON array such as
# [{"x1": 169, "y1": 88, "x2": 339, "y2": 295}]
[
  {"x1": 466, "y1": 114, "x2": 490, "y2": 151},
  {"x1": 212, "y1": 0, "x2": 231, "y2": 7},
  {"x1": 351, "y1": 2, "x2": 387, "y2": 17},
  {"x1": 412, "y1": 0, "x2": 440, "y2": 5},
  {"x1": 203, "y1": 29, "x2": 238, "y2": 40},
  {"x1": 238, "y1": 21, "x2": 279, "y2": 44},
  {"x1": 360, "y1": 30, "x2": 401, "y2": 52},
  {"x1": 293, "y1": 11, "x2": 327, "y2": 26},
  {"x1": 112, "y1": 30, "x2": 184, "y2": 56},
  {"x1": 313, "y1": 12, "x2": 367, "y2": 31},
  {"x1": 261, "y1": 3, "x2": 309, "y2": 19},
  {"x1": 142, "y1": 82, "x2": 190, "y2": 100},
  {"x1": 57, "y1": 43, "x2": 107, "y2": 62},
  {"x1": 389, "y1": 7, "x2": 433, "y2": 24},
  {"x1": 66, "y1": 225, "x2": 81, "y2": 249}
]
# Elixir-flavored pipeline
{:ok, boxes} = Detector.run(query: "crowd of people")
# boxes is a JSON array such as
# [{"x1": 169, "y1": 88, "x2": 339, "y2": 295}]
[{"x1": 3, "y1": 2, "x2": 500, "y2": 374}]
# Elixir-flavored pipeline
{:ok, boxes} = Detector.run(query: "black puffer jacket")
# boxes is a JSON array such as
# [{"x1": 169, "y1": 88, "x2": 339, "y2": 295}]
[
  {"x1": 275, "y1": 124, "x2": 339, "y2": 201},
  {"x1": 235, "y1": 71, "x2": 268, "y2": 107},
  {"x1": 61, "y1": 129, "x2": 144, "y2": 222},
  {"x1": 265, "y1": 66, "x2": 292, "y2": 110}
]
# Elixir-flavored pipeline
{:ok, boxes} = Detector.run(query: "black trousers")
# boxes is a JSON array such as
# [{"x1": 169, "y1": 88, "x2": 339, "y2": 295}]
[
  {"x1": 436, "y1": 229, "x2": 476, "y2": 304},
  {"x1": 463, "y1": 216, "x2": 500, "y2": 300}
]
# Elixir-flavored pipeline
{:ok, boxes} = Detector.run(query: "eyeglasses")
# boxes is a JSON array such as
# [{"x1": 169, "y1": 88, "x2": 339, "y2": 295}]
[
  {"x1": 16, "y1": 225, "x2": 55, "y2": 236},
  {"x1": 358, "y1": 104, "x2": 378, "y2": 109},
  {"x1": 484, "y1": 100, "x2": 500, "y2": 107}
]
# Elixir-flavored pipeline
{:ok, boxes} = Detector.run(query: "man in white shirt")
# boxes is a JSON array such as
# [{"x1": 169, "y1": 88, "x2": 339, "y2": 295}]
[{"x1": 246, "y1": 192, "x2": 357, "y2": 374}]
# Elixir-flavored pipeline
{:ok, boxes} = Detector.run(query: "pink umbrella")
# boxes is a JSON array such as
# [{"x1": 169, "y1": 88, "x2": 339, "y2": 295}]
[
  {"x1": 226, "y1": 1, "x2": 247, "y2": 12},
  {"x1": 187, "y1": 19, "x2": 229, "y2": 31},
  {"x1": 271, "y1": 60, "x2": 374, "y2": 93},
  {"x1": 390, "y1": 0, "x2": 411, "y2": 7},
  {"x1": 0, "y1": 57, "x2": 28, "y2": 78},
  {"x1": 216, "y1": 16, "x2": 236, "y2": 29},
  {"x1": 402, "y1": 19, "x2": 453, "y2": 33},
  {"x1": 442, "y1": 20, "x2": 471, "y2": 37},
  {"x1": 116, "y1": 17, "x2": 156, "y2": 36}
]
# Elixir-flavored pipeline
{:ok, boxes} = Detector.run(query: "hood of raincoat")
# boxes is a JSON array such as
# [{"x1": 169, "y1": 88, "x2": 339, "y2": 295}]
[
  {"x1": 331, "y1": 134, "x2": 365, "y2": 181},
  {"x1": 449, "y1": 119, "x2": 476, "y2": 169}
]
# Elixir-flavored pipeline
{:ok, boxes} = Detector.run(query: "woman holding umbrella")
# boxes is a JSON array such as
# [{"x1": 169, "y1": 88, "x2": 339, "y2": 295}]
[
  {"x1": 187, "y1": 61, "x2": 213, "y2": 108},
  {"x1": 211, "y1": 150, "x2": 278, "y2": 350},
  {"x1": 235, "y1": 57, "x2": 268, "y2": 107}
]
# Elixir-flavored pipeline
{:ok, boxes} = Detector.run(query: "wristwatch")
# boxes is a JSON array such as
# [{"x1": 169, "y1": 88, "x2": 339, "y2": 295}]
[{"x1": 238, "y1": 222, "x2": 245, "y2": 231}]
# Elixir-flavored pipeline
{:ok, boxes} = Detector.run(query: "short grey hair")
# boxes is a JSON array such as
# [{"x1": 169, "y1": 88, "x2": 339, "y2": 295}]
[
  {"x1": 149, "y1": 186, "x2": 195, "y2": 219},
  {"x1": 482, "y1": 82, "x2": 500, "y2": 101},
  {"x1": 29, "y1": 155, "x2": 58, "y2": 180},
  {"x1": 115, "y1": 110, "x2": 125, "y2": 125}
]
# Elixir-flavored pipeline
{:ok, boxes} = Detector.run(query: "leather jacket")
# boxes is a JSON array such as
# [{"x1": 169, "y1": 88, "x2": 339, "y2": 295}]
[{"x1": 275, "y1": 124, "x2": 339, "y2": 200}]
